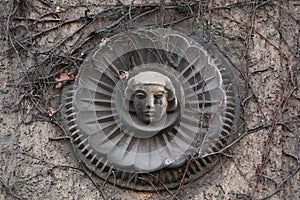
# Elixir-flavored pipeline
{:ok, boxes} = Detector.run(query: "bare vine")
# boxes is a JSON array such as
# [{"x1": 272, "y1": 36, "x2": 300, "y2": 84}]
[{"x1": 0, "y1": 0, "x2": 299, "y2": 199}]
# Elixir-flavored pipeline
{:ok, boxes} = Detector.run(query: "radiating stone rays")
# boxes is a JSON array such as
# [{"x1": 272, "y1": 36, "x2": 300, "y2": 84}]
[{"x1": 60, "y1": 28, "x2": 239, "y2": 191}]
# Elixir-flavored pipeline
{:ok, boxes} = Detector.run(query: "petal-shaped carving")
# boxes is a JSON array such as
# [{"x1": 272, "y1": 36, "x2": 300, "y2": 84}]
[{"x1": 60, "y1": 28, "x2": 240, "y2": 191}]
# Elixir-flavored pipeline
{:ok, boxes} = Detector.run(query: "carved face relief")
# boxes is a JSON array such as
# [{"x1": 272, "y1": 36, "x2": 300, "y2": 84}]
[
  {"x1": 133, "y1": 85, "x2": 168, "y2": 124},
  {"x1": 61, "y1": 28, "x2": 239, "y2": 190},
  {"x1": 124, "y1": 71, "x2": 178, "y2": 126}
]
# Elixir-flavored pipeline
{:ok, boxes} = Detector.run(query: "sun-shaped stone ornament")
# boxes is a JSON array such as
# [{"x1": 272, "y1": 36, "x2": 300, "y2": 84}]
[{"x1": 61, "y1": 28, "x2": 239, "y2": 191}]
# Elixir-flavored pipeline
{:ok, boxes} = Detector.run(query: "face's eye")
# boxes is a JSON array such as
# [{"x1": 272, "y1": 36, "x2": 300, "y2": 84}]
[
  {"x1": 135, "y1": 92, "x2": 146, "y2": 99},
  {"x1": 154, "y1": 93, "x2": 165, "y2": 100}
]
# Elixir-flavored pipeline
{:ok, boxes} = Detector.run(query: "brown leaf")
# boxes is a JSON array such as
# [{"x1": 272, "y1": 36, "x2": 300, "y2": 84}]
[
  {"x1": 55, "y1": 70, "x2": 69, "y2": 88},
  {"x1": 56, "y1": 6, "x2": 66, "y2": 13},
  {"x1": 118, "y1": 70, "x2": 129, "y2": 80},
  {"x1": 48, "y1": 107, "x2": 56, "y2": 117}
]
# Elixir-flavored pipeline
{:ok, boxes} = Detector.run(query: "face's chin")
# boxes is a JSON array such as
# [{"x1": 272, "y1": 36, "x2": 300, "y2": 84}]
[
  {"x1": 140, "y1": 113, "x2": 154, "y2": 125},
  {"x1": 139, "y1": 111, "x2": 165, "y2": 125}
]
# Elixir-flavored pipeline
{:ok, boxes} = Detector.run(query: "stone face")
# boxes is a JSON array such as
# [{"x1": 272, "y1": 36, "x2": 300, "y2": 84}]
[
  {"x1": 126, "y1": 71, "x2": 175, "y2": 125},
  {"x1": 60, "y1": 28, "x2": 240, "y2": 190}
]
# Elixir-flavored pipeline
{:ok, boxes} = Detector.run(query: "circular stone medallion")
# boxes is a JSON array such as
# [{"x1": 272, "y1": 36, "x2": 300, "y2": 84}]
[{"x1": 60, "y1": 28, "x2": 240, "y2": 191}]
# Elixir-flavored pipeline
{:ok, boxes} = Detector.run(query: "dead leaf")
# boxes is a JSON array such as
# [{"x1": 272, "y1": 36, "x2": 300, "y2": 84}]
[
  {"x1": 48, "y1": 107, "x2": 56, "y2": 116},
  {"x1": 119, "y1": 70, "x2": 129, "y2": 80},
  {"x1": 99, "y1": 38, "x2": 110, "y2": 48},
  {"x1": 55, "y1": 70, "x2": 69, "y2": 89},
  {"x1": 56, "y1": 6, "x2": 66, "y2": 13}
]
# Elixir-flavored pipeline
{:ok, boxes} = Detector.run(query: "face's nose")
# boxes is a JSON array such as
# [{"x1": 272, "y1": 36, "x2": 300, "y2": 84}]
[{"x1": 145, "y1": 96, "x2": 154, "y2": 109}]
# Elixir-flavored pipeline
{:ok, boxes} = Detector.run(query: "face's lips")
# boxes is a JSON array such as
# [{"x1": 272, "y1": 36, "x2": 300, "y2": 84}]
[{"x1": 143, "y1": 111, "x2": 155, "y2": 116}]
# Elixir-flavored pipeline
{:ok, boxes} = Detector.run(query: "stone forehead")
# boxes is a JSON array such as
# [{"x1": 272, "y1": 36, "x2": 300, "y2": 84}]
[{"x1": 128, "y1": 71, "x2": 172, "y2": 87}]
